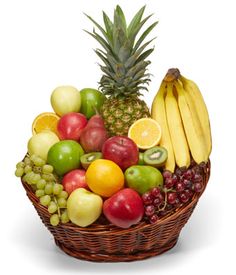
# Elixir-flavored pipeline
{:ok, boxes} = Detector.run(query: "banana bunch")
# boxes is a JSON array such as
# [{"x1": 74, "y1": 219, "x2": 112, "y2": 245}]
[{"x1": 151, "y1": 69, "x2": 212, "y2": 172}]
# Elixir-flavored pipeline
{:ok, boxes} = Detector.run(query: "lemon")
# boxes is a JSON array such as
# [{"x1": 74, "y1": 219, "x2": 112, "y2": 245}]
[{"x1": 128, "y1": 118, "x2": 162, "y2": 149}]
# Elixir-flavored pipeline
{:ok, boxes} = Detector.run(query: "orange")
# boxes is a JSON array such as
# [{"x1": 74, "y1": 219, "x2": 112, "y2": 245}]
[
  {"x1": 128, "y1": 118, "x2": 162, "y2": 149},
  {"x1": 85, "y1": 159, "x2": 124, "y2": 197},
  {"x1": 32, "y1": 112, "x2": 60, "y2": 135}
]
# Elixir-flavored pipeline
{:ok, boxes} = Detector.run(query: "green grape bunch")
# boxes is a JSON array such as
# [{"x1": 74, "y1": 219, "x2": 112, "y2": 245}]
[{"x1": 15, "y1": 154, "x2": 70, "y2": 226}]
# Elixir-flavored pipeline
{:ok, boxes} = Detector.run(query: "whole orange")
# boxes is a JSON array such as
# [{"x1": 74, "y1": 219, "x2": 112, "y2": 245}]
[{"x1": 85, "y1": 159, "x2": 124, "y2": 197}]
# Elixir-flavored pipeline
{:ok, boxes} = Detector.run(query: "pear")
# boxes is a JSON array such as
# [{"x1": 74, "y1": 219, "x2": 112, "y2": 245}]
[
  {"x1": 79, "y1": 114, "x2": 108, "y2": 152},
  {"x1": 85, "y1": 114, "x2": 106, "y2": 128}
]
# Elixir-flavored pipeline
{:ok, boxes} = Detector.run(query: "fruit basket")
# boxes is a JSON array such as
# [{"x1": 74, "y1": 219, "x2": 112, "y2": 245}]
[
  {"x1": 21, "y1": 161, "x2": 210, "y2": 262},
  {"x1": 15, "y1": 5, "x2": 212, "y2": 263}
]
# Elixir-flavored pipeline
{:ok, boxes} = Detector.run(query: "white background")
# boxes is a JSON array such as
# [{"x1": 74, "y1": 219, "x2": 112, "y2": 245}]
[{"x1": 1, "y1": 0, "x2": 235, "y2": 274}]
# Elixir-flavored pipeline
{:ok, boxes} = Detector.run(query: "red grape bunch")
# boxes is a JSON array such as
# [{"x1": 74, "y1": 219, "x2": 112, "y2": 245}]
[{"x1": 142, "y1": 162, "x2": 206, "y2": 223}]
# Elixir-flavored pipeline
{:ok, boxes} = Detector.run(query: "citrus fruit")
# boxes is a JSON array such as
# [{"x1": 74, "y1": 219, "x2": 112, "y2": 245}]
[
  {"x1": 85, "y1": 159, "x2": 124, "y2": 197},
  {"x1": 32, "y1": 112, "x2": 60, "y2": 135},
  {"x1": 128, "y1": 118, "x2": 162, "y2": 149}
]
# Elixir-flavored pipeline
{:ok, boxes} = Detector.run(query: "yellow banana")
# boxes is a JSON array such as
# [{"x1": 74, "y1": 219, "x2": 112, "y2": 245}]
[
  {"x1": 180, "y1": 76, "x2": 212, "y2": 158},
  {"x1": 165, "y1": 83, "x2": 190, "y2": 168},
  {"x1": 174, "y1": 80, "x2": 208, "y2": 164},
  {"x1": 151, "y1": 82, "x2": 175, "y2": 172}
]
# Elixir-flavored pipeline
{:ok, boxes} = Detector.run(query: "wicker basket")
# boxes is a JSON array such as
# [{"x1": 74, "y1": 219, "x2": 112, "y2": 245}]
[{"x1": 21, "y1": 161, "x2": 210, "y2": 262}]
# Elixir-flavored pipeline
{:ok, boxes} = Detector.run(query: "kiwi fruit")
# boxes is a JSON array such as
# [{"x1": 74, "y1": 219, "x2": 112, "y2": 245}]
[
  {"x1": 138, "y1": 152, "x2": 145, "y2": 165},
  {"x1": 80, "y1": 152, "x2": 103, "y2": 170},
  {"x1": 143, "y1": 146, "x2": 168, "y2": 168}
]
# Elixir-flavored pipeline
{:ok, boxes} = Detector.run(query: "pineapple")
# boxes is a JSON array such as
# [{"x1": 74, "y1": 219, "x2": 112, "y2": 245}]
[{"x1": 85, "y1": 6, "x2": 158, "y2": 136}]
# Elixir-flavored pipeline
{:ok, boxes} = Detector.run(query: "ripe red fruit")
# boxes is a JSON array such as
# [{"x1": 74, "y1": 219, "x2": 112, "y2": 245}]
[
  {"x1": 102, "y1": 136, "x2": 139, "y2": 170},
  {"x1": 145, "y1": 205, "x2": 155, "y2": 216},
  {"x1": 80, "y1": 127, "x2": 108, "y2": 152},
  {"x1": 62, "y1": 169, "x2": 88, "y2": 195},
  {"x1": 179, "y1": 191, "x2": 190, "y2": 203},
  {"x1": 79, "y1": 114, "x2": 108, "y2": 152},
  {"x1": 175, "y1": 182, "x2": 185, "y2": 192},
  {"x1": 103, "y1": 188, "x2": 144, "y2": 228},
  {"x1": 57, "y1": 112, "x2": 87, "y2": 141},
  {"x1": 151, "y1": 187, "x2": 161, "y2": 198},
  {"x1": 142, "y1": 192, "x2": 153, "y2": 205},
  {"x1": 150, "y1": 214, "x2": 159, "y2": 224},
  {"x1": 165, "y1": 177, "x2": 175, "y2": 188},
  {"x1": 167, "y1": 192, "x2": 177, "y2": 204},
  {"x1": 163, "y1": 170, "x2": 172, "y2": 179}
]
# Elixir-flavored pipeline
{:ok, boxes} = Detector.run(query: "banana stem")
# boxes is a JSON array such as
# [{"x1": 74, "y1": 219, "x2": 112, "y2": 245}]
[{"x1": 164, "y1": 68, "x2": 181, "y2": 82}]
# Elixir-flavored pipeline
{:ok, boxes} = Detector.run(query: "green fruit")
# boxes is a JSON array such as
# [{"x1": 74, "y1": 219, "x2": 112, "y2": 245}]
[
  {"x1": 80, "y1": 88, "x2": 106, "y2": 119},
  {"x1": 47, "y1": 140, "x2": 84, "y2": 176},
  {"x1": 138, "y1": 152, "x2": 145, "y2": 165},
  {"x1": 27, "y1": 131, "x2": 59, "y2": 161},
  {"x1": 143, "y1": 146, "x2": 168, "y2": 168},
  {"x1": 125, "y1": 165, "x2": 163, "y2": 194},
  {"x1": 80, "y1": 152, "x2": 103, "y2": 170},
  {"x1": 51, "y1": 86, "x2": 81, "y2": 116},
  {"x1": 67, "y1": 188, "x2": 103, "y2": 227}
]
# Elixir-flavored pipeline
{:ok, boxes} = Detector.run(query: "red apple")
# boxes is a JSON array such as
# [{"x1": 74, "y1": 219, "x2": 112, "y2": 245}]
[
  {"x1": 57, "y1": 112, "x2": 87, "y2": 141},
  {"x1": 62, "y1": 169, "x2": 88, "y2": 195},
  {"x1": 102, "y1": 136, "x2": 139, "y2": 170},
  {"x1": 103, "y1": 188, "x2": 144, "y2": 228}
]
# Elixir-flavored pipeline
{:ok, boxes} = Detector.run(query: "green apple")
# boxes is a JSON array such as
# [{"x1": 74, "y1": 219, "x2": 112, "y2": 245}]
[
  {"x1": 47, "y1": 140, "x2": 84, "y2": 176},
  {"x1": 80, "y1": 88, "x2": 106, "y2": 119},
  {"x1": 27, "y1": 130, "x2": 59, "y2": 160},
  {"x1": 51, "y1": 86, "x2": 81, "y2": 116},
  {"x1": 67, "y1": 188, "x2": 103, "y2": 227}
]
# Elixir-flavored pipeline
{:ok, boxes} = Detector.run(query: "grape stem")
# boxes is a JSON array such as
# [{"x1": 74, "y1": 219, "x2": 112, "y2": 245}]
[
  {"x1": 157, "y1": 187, "x2": 174, "y2": 211},
  {"x1": 158, "y1": 191, "x2": 168, "y2": 211},
  {"x1": 54, "y1": 197, "x2": 61, "y2": 218},
  {"x1": 163, "y1": 187, "x2": 175, "y2": 193}
]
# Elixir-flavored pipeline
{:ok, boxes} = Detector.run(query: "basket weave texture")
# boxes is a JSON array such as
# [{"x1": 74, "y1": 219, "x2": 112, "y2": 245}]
[{"x1": 22, "y1": 161, "x2": 210, "y2": 262}]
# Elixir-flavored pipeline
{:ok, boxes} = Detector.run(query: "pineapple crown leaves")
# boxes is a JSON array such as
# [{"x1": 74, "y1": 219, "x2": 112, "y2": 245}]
[{"x1": 84, "y1": 5, "x2": 158, "y2": 97}]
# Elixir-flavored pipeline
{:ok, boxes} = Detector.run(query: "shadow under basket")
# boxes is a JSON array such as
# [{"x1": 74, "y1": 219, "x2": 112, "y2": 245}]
[{"x1": 21, "y1": 161, "x2": 211, "y2": 262}]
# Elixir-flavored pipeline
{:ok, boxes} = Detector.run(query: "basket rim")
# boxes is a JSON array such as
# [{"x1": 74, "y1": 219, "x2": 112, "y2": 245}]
[{"x1": 21, "y1": 160, "x2": 211, "y2": 235}]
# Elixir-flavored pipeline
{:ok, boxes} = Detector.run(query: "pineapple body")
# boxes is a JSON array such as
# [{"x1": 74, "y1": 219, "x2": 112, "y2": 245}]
[
  {"x1": 101, "y1": 97, "x2": 150, "y2": 136},
  {"x1": 86, "y1": 6, "x2": 157, "y2": 136}
]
